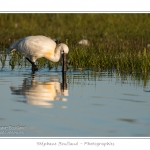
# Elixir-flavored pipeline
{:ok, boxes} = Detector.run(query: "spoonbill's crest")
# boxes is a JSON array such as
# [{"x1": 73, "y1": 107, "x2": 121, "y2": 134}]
[{"x1": 9, "y1": 35, "x2": 69, "y2": 73}]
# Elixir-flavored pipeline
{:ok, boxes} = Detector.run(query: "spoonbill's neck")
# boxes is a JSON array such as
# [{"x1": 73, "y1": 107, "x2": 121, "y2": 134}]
[{"x1": 48, "y1": 45, "x2": 62, "y2": 62}]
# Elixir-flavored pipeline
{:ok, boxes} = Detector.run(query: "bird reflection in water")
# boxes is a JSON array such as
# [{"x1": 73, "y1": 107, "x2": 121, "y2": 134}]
[{"x1": 10, "y1": 73, "x2": 68, "y2": 108}]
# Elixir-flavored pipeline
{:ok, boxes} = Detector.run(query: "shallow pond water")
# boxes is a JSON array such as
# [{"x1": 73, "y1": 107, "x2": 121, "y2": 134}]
[{"x1": 0, "y1": 57, "x2": 150, "y2": 137}]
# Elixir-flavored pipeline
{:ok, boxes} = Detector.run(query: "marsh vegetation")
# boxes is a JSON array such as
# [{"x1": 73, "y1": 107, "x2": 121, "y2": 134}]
[
  {"x1": 0, "y1": 14, "x2": 150, "y2": 137},
  {"x1": 1, "y1": 13, "x2": 150, "y2": 74}
]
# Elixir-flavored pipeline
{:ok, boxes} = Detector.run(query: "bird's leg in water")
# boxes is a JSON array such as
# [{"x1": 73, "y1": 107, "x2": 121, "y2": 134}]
[{"x1": 25, "y1": 57, "x2": 38, "y2": 73}]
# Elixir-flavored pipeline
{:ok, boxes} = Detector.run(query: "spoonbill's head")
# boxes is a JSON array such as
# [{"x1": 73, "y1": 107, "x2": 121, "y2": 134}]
[{"x1": 58, "y1": 43, "x2": 69, "y2": 54}]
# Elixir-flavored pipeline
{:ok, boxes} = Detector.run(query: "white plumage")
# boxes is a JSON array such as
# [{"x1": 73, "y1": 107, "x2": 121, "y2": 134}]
[
  {"x1": 78, "y1": 39, "x2": 89, "y2": 46},
  {"x1": 9, "y1": 35, "x2": 69, "y2": 72}
]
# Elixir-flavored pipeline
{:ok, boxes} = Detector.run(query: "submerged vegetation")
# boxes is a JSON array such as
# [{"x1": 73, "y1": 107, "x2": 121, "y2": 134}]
[{"x1": 1, "y1": 13, "x2": 150, "y2": 74}]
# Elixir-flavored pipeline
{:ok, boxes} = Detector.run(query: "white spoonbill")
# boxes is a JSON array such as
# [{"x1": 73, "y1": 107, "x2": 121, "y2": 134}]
[{"x1": 9, "y1": 35, "x2": 69, "y2": 73}]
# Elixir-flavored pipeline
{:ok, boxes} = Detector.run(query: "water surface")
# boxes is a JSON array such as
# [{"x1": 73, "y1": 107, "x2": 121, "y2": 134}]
[{"x1": 0, "y1": 59, "x2": 150, "y2": 137}]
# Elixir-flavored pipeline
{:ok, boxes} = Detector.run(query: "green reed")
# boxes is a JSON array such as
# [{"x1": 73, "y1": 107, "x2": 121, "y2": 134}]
[{"x1": 1, "y1": 13, "x2": 150, "y2": 74}]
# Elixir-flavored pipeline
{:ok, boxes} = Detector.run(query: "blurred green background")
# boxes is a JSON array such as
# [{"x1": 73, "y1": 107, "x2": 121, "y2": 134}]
[{"x1": 1, "y1": 13, "x2": 150, "y2": 72}]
